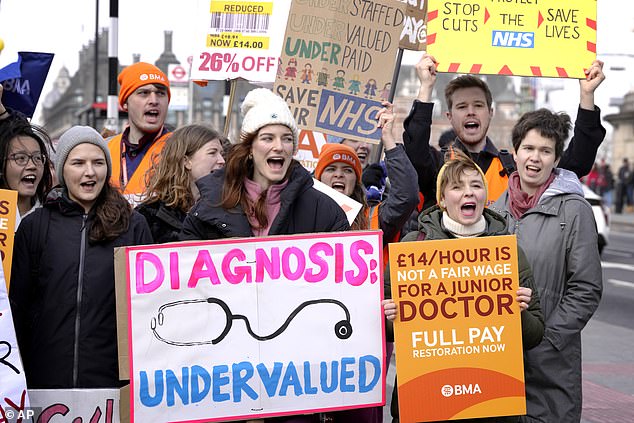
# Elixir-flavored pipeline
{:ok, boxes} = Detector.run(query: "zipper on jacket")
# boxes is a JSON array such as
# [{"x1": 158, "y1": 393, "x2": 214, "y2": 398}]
[{"x1": 73, "y1": 214, "x2": 88, "y2": 387}]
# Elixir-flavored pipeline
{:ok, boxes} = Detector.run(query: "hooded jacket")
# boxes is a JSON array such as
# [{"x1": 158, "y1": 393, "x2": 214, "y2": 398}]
[
  {"x1": 385, "y1": 206, "x2": 545, "y2": 423},
  {"x1": 492, "y1": 169, "x2": 603, "y2": 423},
  {"x1": 180, "y1": 162, "x2": 350, "y2": 240},
  {"x1": 10, "y1": 188, "x2": 152, "y2": 388},
  {"x1": 400, "y1": 206, "x2": 545, "y2": 348}
]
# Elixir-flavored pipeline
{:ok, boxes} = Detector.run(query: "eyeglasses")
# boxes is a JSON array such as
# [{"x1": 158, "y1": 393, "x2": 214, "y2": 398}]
[{"x1": 7, "y1": 152, "x2": 46, "y2": 167}]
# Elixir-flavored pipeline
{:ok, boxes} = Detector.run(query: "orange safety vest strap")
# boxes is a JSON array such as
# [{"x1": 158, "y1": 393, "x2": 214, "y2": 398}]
[{"x1": 108, "y1": 133, "x2": 170, "y2": 196}]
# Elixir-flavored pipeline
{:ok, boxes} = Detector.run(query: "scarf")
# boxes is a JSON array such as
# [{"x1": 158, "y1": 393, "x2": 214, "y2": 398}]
[
  {"x1": 508, "y1": 171, "x2": 556, "y2": 220},
  {"x1": 244, "y1": 178, "x2": 288, "y2": 236},
  {"x1": 442, "y1": 213, "x2": 486, "y2": 238}
]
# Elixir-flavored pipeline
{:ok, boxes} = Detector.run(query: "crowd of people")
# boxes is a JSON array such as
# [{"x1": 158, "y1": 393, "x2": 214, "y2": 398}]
[{"x1": 0, "y1": 55, "x2": 609, "y2": 422}]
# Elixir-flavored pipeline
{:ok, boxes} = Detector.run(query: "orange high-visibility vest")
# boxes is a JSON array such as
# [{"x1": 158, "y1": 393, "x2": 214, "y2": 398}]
[
  {"x1": 108, "y1": 132, "x2": 170, "y2": 199},
  {"x1": 483, "y1": 158, "x2": 508, "y2": 206}
]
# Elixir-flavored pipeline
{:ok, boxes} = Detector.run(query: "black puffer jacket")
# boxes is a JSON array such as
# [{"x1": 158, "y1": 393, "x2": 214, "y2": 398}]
[
  {"x1": 181, "y1": 162, "x2": 350, "y2": 239},
  {"x1": 136, "y1": 200, "x2": 186, "y2": 243},
  {"x1": 10, "y1": 189, "x2": 152, "y2": 388}
]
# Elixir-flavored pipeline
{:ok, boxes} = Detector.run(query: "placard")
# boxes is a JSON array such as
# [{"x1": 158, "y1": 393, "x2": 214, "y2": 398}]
[
  {"x1": 118, "y1": 231, "x2": 385, "y2": 422},
  {"x1": 389, "y1": 235, "x2": 525, "y2": 421},
  {"x1": 274, "y1": 0, "x2": 404, "y2": 142},
  {"x1": 0, "y1": 189, "x2": 17, "y2": 289},
  {"x1": 190, "y1": 0, "x2": 292, "y2": 83},
  {"x1": 28, "y1": 389, "x2": 120, "y2": 423},
  {"x1": 426, "y1": 0, "x2": 596, "y2": 77}
]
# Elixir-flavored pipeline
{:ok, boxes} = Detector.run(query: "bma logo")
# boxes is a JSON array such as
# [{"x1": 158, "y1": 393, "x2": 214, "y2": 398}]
[
  {"x1": 332, "y1": 153, "x2": 357, "y2": 165},
  {"x1": 492, "y1": 31, "x2": 534, "y2": 48},
  {"x1": 139, "y1": 73, "x2": 166, "y2": 82},
  {"x1": 441, "y1": 384, "x2": 482, "y2": 397}
]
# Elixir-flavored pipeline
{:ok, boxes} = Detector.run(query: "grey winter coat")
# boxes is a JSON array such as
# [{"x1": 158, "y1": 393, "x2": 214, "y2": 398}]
[{"x1": 491, "y1": 169, "x2": 603, "y2": 423}]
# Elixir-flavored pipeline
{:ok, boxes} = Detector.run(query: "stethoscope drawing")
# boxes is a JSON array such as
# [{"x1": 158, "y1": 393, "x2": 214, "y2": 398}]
[{"x1": 150, "y1": 297, "x2": 353, "y2": 346}]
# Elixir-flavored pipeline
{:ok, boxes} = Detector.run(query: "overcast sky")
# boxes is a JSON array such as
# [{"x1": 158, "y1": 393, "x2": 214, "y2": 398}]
[{"x1": 1, "y1": 0, "x2": 633, "y2": 122}]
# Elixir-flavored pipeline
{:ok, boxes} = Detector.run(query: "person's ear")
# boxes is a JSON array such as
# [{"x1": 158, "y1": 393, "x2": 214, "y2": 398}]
[{"x1": 183, "y1": 156, "x2": 192, "y2": 171}]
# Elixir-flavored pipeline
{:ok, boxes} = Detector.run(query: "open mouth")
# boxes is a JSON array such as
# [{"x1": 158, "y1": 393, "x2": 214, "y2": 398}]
[
  {"x1": 267, "y1": 157, "x2": 286, "y2": 170},
  {"x1": 80, "y1": 181, "x2": 97, "y2": 190},
  {"x1": 357, "y1": 151, "x2": 368, "y2": 162},
  {"x1": 464, "y1": 121, "x2": 480, "y2": 131},
  {"x1": 461, "y1": 202, "x2": 477, "y2": 216},
  {"x1": 526, "y1": 165, "x2": 541, "y2": 176},
  {"x1": 331, "y1": 182, "x2": 346, "y2": 193},
  {"x1": 21, "y1": 175, "x2": 37, "y2": 186}
]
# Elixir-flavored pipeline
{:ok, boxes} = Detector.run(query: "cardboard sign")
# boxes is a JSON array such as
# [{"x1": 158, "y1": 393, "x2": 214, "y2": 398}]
[
  {"x1": 116, "y1": 231, "x2": 385, "y2": 422},
  {"x1": 0, "y1": 189, "x2": 17, "y2": 289},
  {"x1": 190, "y1": 0, "x2": 292, "y2": 83},
  {"x1": 399, "y1": 0, "x2": 428, "y2": 51},
  {"x1": 274, "y1": 0, "x2": 404, "y2": 143},
  {"x1": 426, "y1": 0, "x2": 596, "y2": 78},
  {"x1": 389, "y1": 235, "x2": 525, "y2": 422},
  {"x1": 293, "y1": 130, "x2": 328, "y2": 173},
  {"x1": 28, "y1": 389, "x2": 120, "y2": 423},
  {"x1": 0, "y1": 265, "x2": 30, "y2": 422}
]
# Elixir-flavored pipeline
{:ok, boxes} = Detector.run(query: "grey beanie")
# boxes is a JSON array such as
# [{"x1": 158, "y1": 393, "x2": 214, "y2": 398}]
[{"x1": 55, "y1": 126, "x2": 112, "y2": 187}]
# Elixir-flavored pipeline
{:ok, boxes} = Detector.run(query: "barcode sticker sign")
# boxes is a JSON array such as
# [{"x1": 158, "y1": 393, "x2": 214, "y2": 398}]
[{"x1": 191, "y1": 0, "x2": 291, "y2": 82}]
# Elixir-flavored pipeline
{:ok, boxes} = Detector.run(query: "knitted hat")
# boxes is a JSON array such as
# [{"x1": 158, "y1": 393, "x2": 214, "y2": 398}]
[
  {"x1": 240, "y1": 88, "x2": 299, "y2": 152},
  {"x1": 55, "y1": 126, "x2": 112, "y2": 187},
  {"x1": 118, "y1": 62, "x2": 171, "y2": 107},
  {"x1": 436, "y1": 155, "x2": 488, "y2": 208},
  {"x1": 314, "y1": 143, "x2": 362, "y2": 182}
]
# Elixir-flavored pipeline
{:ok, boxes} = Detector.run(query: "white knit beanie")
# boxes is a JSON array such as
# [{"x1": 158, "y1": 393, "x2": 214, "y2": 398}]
[
  {"x1": 240, "y1": 88, "x2": 299, "y2": 152},
  {"x1": 56, "y1": 125, "x2": 112, "y2": 187}
]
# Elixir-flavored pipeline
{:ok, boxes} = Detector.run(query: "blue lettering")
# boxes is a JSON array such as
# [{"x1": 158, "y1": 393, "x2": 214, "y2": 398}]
[
  {"x1": 340, "y1": 357, "x2": 355, "y2": 392},
  {"x1": 232, "y1": 362, "x2": 259, "y2": 402},
  {"x1": 166, "y1": 369, "x2": 189, "y2": 406},
  {"x1": 139, "y1": 370, "x2": 163, "y2": 407},
  {"x1": 320, "y1": 360, "x2": 339, "y2": 393},
  {"x1": 191, "y1": 365, "x2": 211, "y2": 403},
  {"x1": 492, "y1": 30, "x2": 534, "y2": 48},
  {"x1": 256, "y1": 362, "x2": 284, "y2": 397},
  {"x1": 213, "y1": 365, "x2": 231, "y2": 402},
  {"x1": 303, "y1": 361, "x2": 318, "y2": 394},
  {"x1": 358, "y1": 355, "x2": 381, "y2": 393},
  {"x1": 279, "y1": 362, "x2": 303, "y2": 396}
]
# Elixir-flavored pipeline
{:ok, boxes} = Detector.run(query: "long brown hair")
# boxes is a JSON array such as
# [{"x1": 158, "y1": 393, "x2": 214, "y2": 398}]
[
  {"x1": 220, "y1": 131, "x2": 294, "y2": 230},
  {"x1": 142, "y1": 124, "x2": 224, "y2": 212},
  {"x1": 89, "y1": 183, "x2": 132, "y2": 242}
]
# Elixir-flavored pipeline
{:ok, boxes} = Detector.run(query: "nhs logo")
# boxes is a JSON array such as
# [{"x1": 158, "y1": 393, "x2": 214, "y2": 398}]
[{"x1": 492, "y1": 31, "x2": 534, "y2": 48}]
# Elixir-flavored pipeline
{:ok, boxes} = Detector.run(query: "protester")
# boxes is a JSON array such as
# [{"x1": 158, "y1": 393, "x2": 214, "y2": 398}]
[
  {"x1": 107, "y1": 62, "x2": 171, "y2": 203},
  {"x1": 384, "y1": 150, "x2": 545, "y2": 423},
  {"x1": 404, "y1": 54, "x2": 606, "y2": 210},
  {"x1": 137, "y1": 124, "x2": 226, "y2": 243},
  {"x1": 315, "y1": 102, "x2": 418, "y2": 248},
  {"x1": 10, "y1": 125, "x2": 152, "y2": 388},
  {"x1": 314, "y1": 103, "x2": 418, "y2": 423},
  {"x1": 0, "y1": 85, "x2": 53, "y2": 221},
  {"x1": 597, "y1": 159, "x2": 614, "y2": 207},
  {"x1": 491, "y1": 109, "x2": 603, "y2": 422},
  {"x1": 180, "y1": 87, "x2": 349, "y2": 239},
  {"x1": 615, "y1": 157, "x2": 632, "y2": 213}
]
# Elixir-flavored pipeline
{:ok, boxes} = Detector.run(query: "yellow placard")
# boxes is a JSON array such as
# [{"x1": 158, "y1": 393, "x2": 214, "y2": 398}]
[
  {"x1": 389, "y1": 235, "x2": 525, "y2": 422},
  {"x1": 0, "y1": 189, "x2": 17, "y2": 289},
  {"x1": 426, "y1": 0, "x2": 597, "y2": 78}
]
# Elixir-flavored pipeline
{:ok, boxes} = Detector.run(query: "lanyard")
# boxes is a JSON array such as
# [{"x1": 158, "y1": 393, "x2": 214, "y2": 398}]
[{"x1": 120, "y1": 139, "x2": 129, "y2": 188}]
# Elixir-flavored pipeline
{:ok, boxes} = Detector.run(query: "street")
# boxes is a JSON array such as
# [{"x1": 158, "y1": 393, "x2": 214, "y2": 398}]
[
  {"x1": 582, "y1": 229, "x2": 634, "y2": 423},
  {"x1": 383, "y1": 226, "x2": 634, "y2": 423}
]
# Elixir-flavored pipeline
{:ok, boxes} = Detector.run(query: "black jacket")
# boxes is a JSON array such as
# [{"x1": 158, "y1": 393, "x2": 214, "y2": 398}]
[
  {"x1": 10, "y1": 189, "x2": 152, "y2": 388},
  {"x1": 181, "y1": 162, "x2": 350, "y2": 240},
  {"x1": 136, "y1": 200, "x2": 186, "y2": 243}
]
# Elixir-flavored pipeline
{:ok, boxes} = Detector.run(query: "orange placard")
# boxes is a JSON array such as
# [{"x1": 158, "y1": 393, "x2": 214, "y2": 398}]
[
  {"x1": 389, "y1": 235, "x2": 525, "y2": 422},
  {"x1": 0, "y1": 189, "x2": 17, "y2": 289}
]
